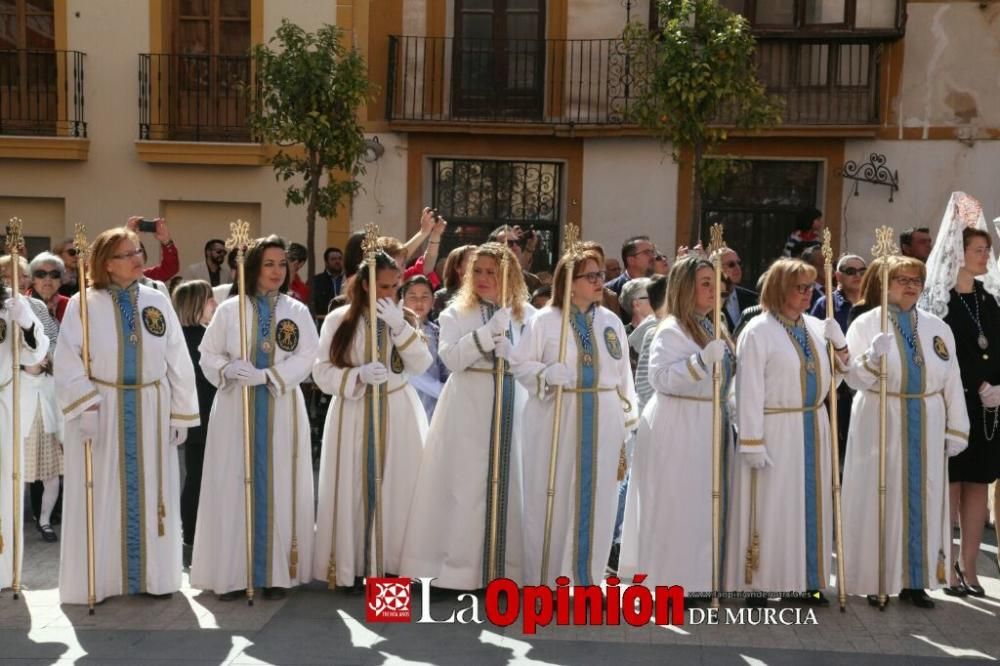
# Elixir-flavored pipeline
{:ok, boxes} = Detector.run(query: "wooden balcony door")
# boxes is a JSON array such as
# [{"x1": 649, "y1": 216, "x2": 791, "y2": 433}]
[
  {"x1": 0, "y1": 0, "x2": 56, "y2": 135},
  {"x1": 170, "y1": 0, "x2": 251, "y2": 140},
  {"x1": 453, "y1": 0, "x2": 545, "y2": 120}
]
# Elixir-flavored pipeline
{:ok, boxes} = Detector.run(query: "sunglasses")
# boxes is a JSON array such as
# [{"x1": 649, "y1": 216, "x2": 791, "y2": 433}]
[
  {"x1": 575, "y1": 270, "x2": 606, "y2": 284},
  {"x1": 33, "y1": 269, "x2": 62, "y2": 280},
  {"x1": 839, "y1": 266, "x2": 865, "y2": 277},
  {"x1": 63, "y1": 248, "x2": 78, "y2": 257},
  {"x1": 724, "y1": 260, "x2": 742, "y2": 268},
  {"x1": 506, "y1": 239, "x2": 522, "y2": 249}
]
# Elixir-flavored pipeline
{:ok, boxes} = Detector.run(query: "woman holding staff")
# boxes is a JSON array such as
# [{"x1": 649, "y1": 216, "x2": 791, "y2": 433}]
[
  {"x1": 192, "y1": 235, "x2": 319, "y2": 601},
  {"x1": 312, "y1": 246, "x2": 432, "y2": 589},
  {"x1": 514, "y1": 242, "x2": 637, "y2": 586},
  {"x1": 619, "y1": 254, "x2": 734, "y2": 597},
  {"x1": 400, "y1": 243, "x2": 534, "y2": 589},
  {"x1": 843, "y1": 253, "x2": 969, "y2": 608},
  {"x1": 55, "y1": 227, "x2": 197, "y2": 604},
  {"x1": 725, "y1": 258, "x2": 848, "y2": 606}
]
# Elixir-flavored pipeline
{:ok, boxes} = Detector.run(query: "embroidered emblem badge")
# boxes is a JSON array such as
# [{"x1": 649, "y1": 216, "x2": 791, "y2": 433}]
[
  {"x1": 932, "y1": 335, "x2": 949, "y2": 361},
  {"x1": 390, "y1": 347, "x2": 404, "y2": 374},
  {"x1": 141, "y1": 306, "x2": 166, "y2": 337},
  {"x1": 604, "y1": 326, "x2": 622, "y2": 360},
  {"x1": 0, "y1": 318, "x2": 6, "y2": 344},
  {"x1": 276, "y1": 318, "x2": 299, "y2": 352}
]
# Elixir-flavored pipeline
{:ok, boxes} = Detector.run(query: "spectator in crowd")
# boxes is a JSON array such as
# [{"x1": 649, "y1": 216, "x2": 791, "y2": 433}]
[
  {"x1": 52, "y1": 239, "x2": 79, "y2": 296},
  {"x1": 187, "y1": 239, "x2": 232, "y2": 287},
  {"x1": 620, "y1": 276, "x2": 653, "y2": 342},
  {"x1": 605, "y1": 235, "x2": 654, "y2": 297},
  {"x1": 721, "y1": 248, "x2": 758, "y2": 332},
  {"x1": 900, "y1": 226, "x2": 933, "y2": 263},
  {"x1": 402, "y1": 275, "x2": 448, "y2": 420},
  {"x1": 801, "y1": 244, "x2": 826, "y2": 308},
  {"x1": 605, "y1": 258, "x2": 622, "y2": 282},
  {"x1": 311, "y1": 246, "x2": 345, "y2": 316},
  {"x1": 488, "y1": 225, "x2": 541, "y2": 292},
  {"x1": 433, "y1": 244, "x2": 475, "y2": 319},
  {"x1": 402, "y1": 208, "x2": 446, "y2": 290},
  {"x1": 123, "y1": 217, "x2": 179, "y2": 282},
  {"x1": 29, "y1": 252, "x2": 68, "y2": 322},
  {"x1": 171, "y1": 280, "x2": 218, "y2": 567},
  {"x1": 782, "y1": 207, "x2": 823, "y2": 258},
  {"x1": 631, "y1": 274, "x2": 669, "y2": 413},
  {"x1": 530, "y1": 285, "x2": 551, "y2": 309},
  {"x1": 536, "y1": 271, "x2": 553, "y2": 287},
  {"x1": 286, "y1": 242, "x2": 311, "y2": 305},
  {"x1": 652, "y1": 251, "x2": 670, "y2": 276},
  {"x1": 211, "y1": 249, "x2": 240, "y2": 304}
]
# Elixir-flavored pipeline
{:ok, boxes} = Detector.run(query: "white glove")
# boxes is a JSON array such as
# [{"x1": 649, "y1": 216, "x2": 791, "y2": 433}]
[
  {"x1": 8, "y1": 295, "x2": 34, "y2": 329},
  {"x1": 487, "y1": 308, "x2": 512, "y2": 336},
  {"x1": 699, "y1": 339, "x2": 728, "y2": 367},
  {"x1": 743, "y1": 449, "x2": 773, "y2": 470},
  {"x1": 493, "y1": 335, "x2": 512, "y2": 361},
  {"x1": 543, "y1": 362, "x2": 573, "y2": 388},
  {"x1": 375, "y1": 298, "x2": 406, "y2": 334},
  {"x1": 867, "y1": 332, "x2": 894, "y2": 361},
  {"x1": 223, "y1": 360, "x2": 266, "y2": 385},
  {"x1": 170, "y1": 427, "x2": 188, "y2": 447},
  {"x1": 823, "y1": 317, "x2": 847, "y2": 350},
  {"x1": 946, "y1": 436, "x2": 968, "y2": 457},
  {"x1": 359, "y1": 362, "x2": 388, "y2": 385},
  {"x1": 78, "y1": 409, "x2": 99, "y2": 440},
  {"x1": 979, "y1": 383, "x2": 1000, "y2": 409}
]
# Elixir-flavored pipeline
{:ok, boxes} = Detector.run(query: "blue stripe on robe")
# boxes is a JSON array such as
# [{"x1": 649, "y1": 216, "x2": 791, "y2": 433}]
[
  {"x1": 788, "y1": 324, "x2": 821, "y2": 591},
  {"x1": 573, "y1": 310, "x2": 597, "y2": 586},
  {"x1": 116, "y1": 288, "x2": 142, "y2": 595},
  {"x1": 898, "y1": 312, "x2": 926, "y2": 587},
  {"x1": 252, "y1": 296, "x2": 273, "y2": 588}
]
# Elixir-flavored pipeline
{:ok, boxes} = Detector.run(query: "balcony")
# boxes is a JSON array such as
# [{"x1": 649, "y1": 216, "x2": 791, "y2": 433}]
[
  {"x1": 139, "y1": 53, "x2": 254, "y2": 143},
  {"x1": 386, "y1": 35, "x2": 886, "y2": 130},
  {"x1": 0, "y1": 49, "x2": 86, "y2": 138}
]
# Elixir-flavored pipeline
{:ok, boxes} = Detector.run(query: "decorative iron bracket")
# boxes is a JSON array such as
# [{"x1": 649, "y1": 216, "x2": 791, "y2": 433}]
[{"x1": 837, "y1": 152, "x2": 900, "y2": 202}]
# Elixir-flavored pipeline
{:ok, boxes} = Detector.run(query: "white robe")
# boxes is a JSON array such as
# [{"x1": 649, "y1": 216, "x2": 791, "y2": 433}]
[
  {"x1": 725, "y1": 313, "x2": 839, "y2": 594},
  {"x1": 842, "y1": 307, "x2": 969, "y2": 595},
  {"x1": 54, "y1": 285, "x2": 198, "y2": 604},
  {"x1": 312, "y1": 307, "x2": 432, "y2": 587},
  {"x1": 399, "y1": 302, "x2": 536, "y2": 589},
  {"x1": 0, "y1": 302, "x2": 48, "y2": 590},
  {"x1": 190, "y1": 293, "x2": 319, "y2": 594},
  {"x1": 512, "y1": 305, "x2": 638, "y2": 586},
  {"x1": 619, "y1": 317, "x2": 735, "y2": 592}
]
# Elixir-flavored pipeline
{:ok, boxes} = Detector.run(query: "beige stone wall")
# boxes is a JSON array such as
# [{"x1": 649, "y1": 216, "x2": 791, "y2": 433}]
[
  {"x1": 355, "y1": 132, "x2": 409, "y2": 241},
  {"x1": 0, "y1": 196, "x2": 65, "y2": 259},
  {"x1": 893, "y1": 2, "x2": 1000, "y2": 133}
]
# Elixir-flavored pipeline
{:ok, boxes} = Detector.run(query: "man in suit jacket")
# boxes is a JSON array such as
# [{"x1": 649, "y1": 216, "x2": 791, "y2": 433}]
[
  {"x1": 720, "y1": 248, "x2": 759, "y2": 332},
  {"x1": 186, "y1": 238, "x2": 232, "y2": 287},
  {"x1": 604, "y1": 235, "x2": 654, "y2": 297},
  {"x1": 310, "y1": 246, "x2": 345, "y2": 316}
]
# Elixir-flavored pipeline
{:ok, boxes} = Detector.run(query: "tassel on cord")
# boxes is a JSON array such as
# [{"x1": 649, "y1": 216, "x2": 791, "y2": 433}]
[
  {"x1": 327, "y1": 559, "x2": 337, "y2": 590},
  {"x1": 617, "y1": 443, "x2": 627, "y2": 482},
  {"x1": 289, "y1": 539, "x2": 299, "y2": 579},
  {"x1": 157, "y1": 503, "x2": 166, "y2": 537}
]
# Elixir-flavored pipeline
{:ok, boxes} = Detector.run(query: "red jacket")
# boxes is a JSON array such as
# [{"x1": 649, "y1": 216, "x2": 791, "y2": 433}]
[{"x1": 144, "y1": 241, "x2": 180, "y2": 282}]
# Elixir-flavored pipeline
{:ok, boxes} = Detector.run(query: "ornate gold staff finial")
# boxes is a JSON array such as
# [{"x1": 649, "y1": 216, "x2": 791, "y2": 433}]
[
  {"x1": 821, "y1": 228, "x2": 834, "y2": 265},
  {"x1": 362, "y1": 223, "x2": 382, "y2": 259},
  {"x1": 708, "y1": 222, "x2": 727, "y2": 258},
  {"x1": 73, "y1": 223, "x2": 91, "y2": 262},
  {"x1": 871, "y1": 225, "x2": 898, "y2": 259},
  {"x1": 563, "y1": 222, "x2": 581, "y2": 258},
  {"x1": 5, "y1": 217, "x2": 23, "y2": 255},
  {"x1": 224, "y1": 219, "x2": 253, "y2": 258}
]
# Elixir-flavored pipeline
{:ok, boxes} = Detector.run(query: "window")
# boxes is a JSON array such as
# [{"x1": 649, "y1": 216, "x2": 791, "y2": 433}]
[
  {"x1": 168, "y1": 0, "x2": 251, "y2": 140},
  {"x1": 0, "y1": 0, "x2": 57, "y2": 134},
  {"x1": 453, "y1": 0, "x2": 546, "y2": 120},
  {"x1": 432, "y1": 158, "x2": 562, "y2": 270},
  {"x1": 710, "y1": 0, "x2": 901, "y2": 32},
  {"x1": 701, "y1": 160, "x2": 821, "y2": 285}
]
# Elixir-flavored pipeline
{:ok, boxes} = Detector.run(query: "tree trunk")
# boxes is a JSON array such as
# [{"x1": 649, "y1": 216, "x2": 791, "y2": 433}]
[
  {"x1": 304, "y1": 152, "x2": 321, "y2": 314},
  {"x1": 690, "y1": 141, "x2": 704, "y2": 247}
]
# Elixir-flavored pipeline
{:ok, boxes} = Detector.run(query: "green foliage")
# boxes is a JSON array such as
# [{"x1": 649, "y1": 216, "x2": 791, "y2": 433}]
[
  {"x1": 623, "y1": 0, "x2": 782, "y2": 241},
  {"x1": 247, "y1": 20, "x2": 371, "y2": 285}
]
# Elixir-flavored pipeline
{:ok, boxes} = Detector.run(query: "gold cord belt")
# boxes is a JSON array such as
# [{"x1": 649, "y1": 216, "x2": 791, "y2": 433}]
[
  {"x1": 91, "y1": 376, "x2": 168, "y2": 537},
  {"x1": 466, "y1": 367, "x2": 513, "y2": 377},
  {"x1": 564, "y1": 386, "x2": 615, "y2": 394},
  {"x1": 865, "y1": 389, "x2": 943, "y2": 399},
  {"x1": 663, "y1": 393, "x2": 712, "y2": 403},
  {"x1": 764, "y1": 404, "x2": 822, "y2": 415}
]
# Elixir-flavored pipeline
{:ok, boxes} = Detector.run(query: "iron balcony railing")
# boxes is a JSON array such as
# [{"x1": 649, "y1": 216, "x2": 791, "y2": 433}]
[
  {"x1": 386, "y1": 35, "x2": 884, "y2": 127},
  {"x1": 139, "y1": 53, "x2": 255, "y2": 142},
  {"x1": 0, "y1": 49, "x2": 86, "y2": 137}
]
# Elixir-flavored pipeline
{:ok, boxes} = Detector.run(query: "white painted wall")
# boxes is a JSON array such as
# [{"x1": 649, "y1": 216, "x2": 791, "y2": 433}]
[
  {"x1": 353, "y1": 131, "x2": 410, "y2": 240},
  {"x1": 581, "y1": 137, "x2": 678, "y2": 259},
  {"x1": 839, "y1": 139, "x2": 1000, "y2": 258}
]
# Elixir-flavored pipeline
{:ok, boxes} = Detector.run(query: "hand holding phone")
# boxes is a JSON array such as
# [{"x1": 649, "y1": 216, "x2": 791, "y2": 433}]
[{"x1": 138, "y1": 218, "x2": 158, "y2": 233}]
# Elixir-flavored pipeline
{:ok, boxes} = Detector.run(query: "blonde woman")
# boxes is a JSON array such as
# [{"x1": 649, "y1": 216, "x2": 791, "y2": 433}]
[
  {"x1": 54, "y1": 227, "x2": 197, "y2": 604},
  {"x1": 725, "y1": 258, "x2": 848, "y2": 606},
  {"x1": 400, "y1": 243, "x2": 535, "y2": 589},
  {"x1": 843, "y1": 256, "x2": 969, "y2": 608},
  {"x1": 620, "y1": 255, "x2": 735, "y2": 596},
  {"x1": 514, "y1": 245, "x2": 638, "y2": 586}
]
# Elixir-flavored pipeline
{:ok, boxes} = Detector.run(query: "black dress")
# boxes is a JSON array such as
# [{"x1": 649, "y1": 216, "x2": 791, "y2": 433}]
[
  {"x1": 181, "y1": 325, "x2": 218, "y2": 545},
  {"x1": 944, "y1": 283, "x2": 1000, "y2": 483}
]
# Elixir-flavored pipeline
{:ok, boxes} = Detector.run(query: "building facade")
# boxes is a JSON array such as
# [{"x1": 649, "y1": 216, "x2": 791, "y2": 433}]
[{"x1": 1, "y1": 0, "x2": 998, "y2": 282}]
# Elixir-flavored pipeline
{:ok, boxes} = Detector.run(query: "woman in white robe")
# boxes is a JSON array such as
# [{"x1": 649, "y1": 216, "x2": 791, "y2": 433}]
[
  {"x1": 843, "y1": 255, "x2": 969, "y2": 608},
  {"x1": 191, "y1": 236, "x2": 319, "y2": 601},
  {"x1": 1, "y1": 289, "x2": 48, "y2": 590},
  {"x1": 513, "y1": 245, "x2": 638, "y2": 586},
  {"x1": 725, "y1": 258, "x2": 848, "y2": 605},
  {"x1": 400, "y1": 243, "x2": 536, "y2": 589},
  {"x1": 54, "y1": 228, "x2": 198, "y2": 604},
  {"x1": 312, "y1": 251, "x2": 432, "y2": 589},
  {"x1": 619, "y1": 256, "x2": 735, "y2": 596}
]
